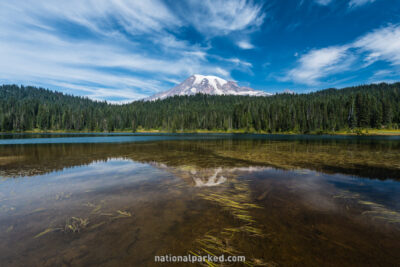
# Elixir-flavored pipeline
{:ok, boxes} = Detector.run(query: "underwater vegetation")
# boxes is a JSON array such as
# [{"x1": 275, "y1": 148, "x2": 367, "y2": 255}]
[
  {"x1": 334, "y1": 190, "x2": 400, "y2": 224},
  {"x1": 33, "y1": 199, "x2": 133, "y2": 239},
  {"x1": 193, "y1": 177, "x2": 274, "y2": 266}
]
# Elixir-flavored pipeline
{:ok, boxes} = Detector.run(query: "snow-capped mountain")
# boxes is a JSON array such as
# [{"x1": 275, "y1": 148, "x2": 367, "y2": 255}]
[{"x1": 146, "y1": 74, "x2": 271, "y2": 101}]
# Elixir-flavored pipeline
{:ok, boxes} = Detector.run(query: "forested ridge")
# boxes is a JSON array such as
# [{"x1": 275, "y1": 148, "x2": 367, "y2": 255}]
[{"x1": 1, "y1": 83, "x2": 399, "y2": 133}]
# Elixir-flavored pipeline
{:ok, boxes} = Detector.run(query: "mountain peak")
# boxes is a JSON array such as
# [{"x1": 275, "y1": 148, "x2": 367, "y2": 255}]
[{"x1": 146, "y1": 75, "x2": 270, "y2": 101}]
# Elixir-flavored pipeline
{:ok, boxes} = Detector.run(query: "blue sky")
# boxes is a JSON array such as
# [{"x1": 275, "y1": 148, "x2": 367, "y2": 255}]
[{"x1": 1, "y1": 0, "x2": 400, "y2": 102}]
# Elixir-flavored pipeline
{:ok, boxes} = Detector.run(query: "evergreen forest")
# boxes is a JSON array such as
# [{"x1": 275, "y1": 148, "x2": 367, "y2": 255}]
[{"x1": 1, "y1": 83, "x2": 399, "y2": 133}]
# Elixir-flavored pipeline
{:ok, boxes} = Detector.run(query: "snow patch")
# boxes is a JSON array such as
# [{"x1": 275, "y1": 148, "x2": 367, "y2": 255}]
[{"x1": 193, "y1": 74, "x2": 228, "y2": 89}]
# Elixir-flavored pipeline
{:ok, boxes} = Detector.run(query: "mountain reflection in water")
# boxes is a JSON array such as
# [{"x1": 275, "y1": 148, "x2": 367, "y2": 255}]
[{"x1": 1, "y1": 138, "x2": 400, "y2": 180}]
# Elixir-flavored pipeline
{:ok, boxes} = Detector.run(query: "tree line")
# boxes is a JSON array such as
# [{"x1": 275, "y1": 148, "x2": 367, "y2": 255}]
[{"x1": 1, "y1": 83, "x2": 399, "y2": 133}]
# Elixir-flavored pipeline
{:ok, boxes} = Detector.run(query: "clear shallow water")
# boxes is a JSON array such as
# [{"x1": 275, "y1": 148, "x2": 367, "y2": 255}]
[
  {"x1": 1, "y1": 132, "x2": 400, "y2": 144},
  {"x1": 0, "y1": 134, "x2": 399, "y2": 266}
]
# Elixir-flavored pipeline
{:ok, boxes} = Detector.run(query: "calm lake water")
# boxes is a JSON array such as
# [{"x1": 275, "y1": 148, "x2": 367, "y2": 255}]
[{"x1": 0, "y1": 133, "x2": 399, "y2": 266}]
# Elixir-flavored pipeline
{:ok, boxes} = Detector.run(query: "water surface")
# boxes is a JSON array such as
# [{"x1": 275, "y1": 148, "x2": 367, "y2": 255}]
[{"x1": 0, "y1": 134, "x2": 399, "y2": 266}]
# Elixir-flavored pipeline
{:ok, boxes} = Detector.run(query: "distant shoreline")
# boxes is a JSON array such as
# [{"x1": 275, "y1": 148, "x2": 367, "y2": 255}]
[{"x1": 2, "y1": 129, "x2": 400, "y2": 136}]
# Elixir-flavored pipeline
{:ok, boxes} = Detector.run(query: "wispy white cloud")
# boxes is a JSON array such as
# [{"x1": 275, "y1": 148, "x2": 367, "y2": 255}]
[
  {"x1": 372, "y1": 69, "x2": 396, "y2": 78},
  {"x1": 237, "y1": 40, "x2": 255, "y2": 49},
  {"x1": 183, "y1": 0, "x2": 265, "y2": 36},
  {"x1": 285, "y1": 46, "x2": 352, "y2": 85},
  {"x1": 215, "y1": 67, "x2": 231, "y2": 78},
  {"x1": 227, "y1": 58, "x2": 252, "y2": 68},
  {"x1": 50, "y1": 82, "x2": 149, "y2": 104},
  {"x1": 349, "y1": 0, "x2": 376, "y2": 8},
  {"x1": 284, "y1": 24, "x2": 400, "y2": 85},
  {"x1": 314, "y1": 0, "x2": 333, "y2": 6},
  {"x1": 11, "y1": 0, "x2": 181, "y2": 36},
  {"x1": 368, "y1": 69, "x2": 400, "y2": 84},
  {"x1": 353, "y1": 24, "x2": 400, "y2": 66},
  {"x1": 183, "y1": 51, "x2": 208, "y2": 60}
]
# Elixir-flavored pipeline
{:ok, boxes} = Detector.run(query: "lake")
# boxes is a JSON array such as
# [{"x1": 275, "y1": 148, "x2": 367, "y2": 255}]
[{"x1": 0, "y1": 133, "x2": 399, "y2": 266}]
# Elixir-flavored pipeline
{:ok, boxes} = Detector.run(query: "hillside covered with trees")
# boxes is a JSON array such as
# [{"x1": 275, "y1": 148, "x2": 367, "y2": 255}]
[{"x1": 1, "y1": 83, "x2": 399, "y2": 133}]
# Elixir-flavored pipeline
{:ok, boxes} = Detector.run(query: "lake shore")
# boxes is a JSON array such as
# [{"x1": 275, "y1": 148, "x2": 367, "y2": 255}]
[{"x1": 2, "y1": 128, "x2": 400, "y2": 136}]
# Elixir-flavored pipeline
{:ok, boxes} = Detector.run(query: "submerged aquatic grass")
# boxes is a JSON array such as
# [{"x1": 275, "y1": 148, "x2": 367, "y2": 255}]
[
  {"x1": 334, "y1": 190, "x2": 400, "y2": 224},
  {"x1": 192, "y1": 176, "x2": 268, "y2": 266},
  {"x1": 33, "y1": 228, "x2": 61, "y2": 239},
  {"x1": 55, "y1": 192, "x2": 72, "y2": 200},
  {"x1": 64, "y1": 217, "x2": 89, "y2": 233},
  {"x1": 359, "y1": 201, "x2": 400, "y2": 223},
  {"x1": 33, "y1": 200, "x2": 135, "y2": 239},
  {"x1": 112, "y1": 210, "x2": 132, "y2": 219},
  {"x1": 6, "y1": 225, "x2": 13, "y2": 233}
]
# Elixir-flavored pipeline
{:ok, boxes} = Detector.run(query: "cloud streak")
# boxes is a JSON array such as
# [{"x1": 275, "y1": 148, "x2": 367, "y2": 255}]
[
  {"x1": 183, "y1": 0, "x2": 265, "y2": 36},
  {"x1": 285, "y1": 46, "x2": 352, "y2": 85},
  {"x1": 284, "y1": 24, "x2": 400, "y2": 86},
  {"x1": 354, "y1": 24, "x2": 400, "y2": 66},
  {"x1": 349, "y1": 0, "x2": 376, "y2": 8},
  {"x1": 237, "y1": 40, "x2": 255, "y2": 49},
  {"x1": 314, "y1": 0, "x2": 333, "y2": 6}
]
